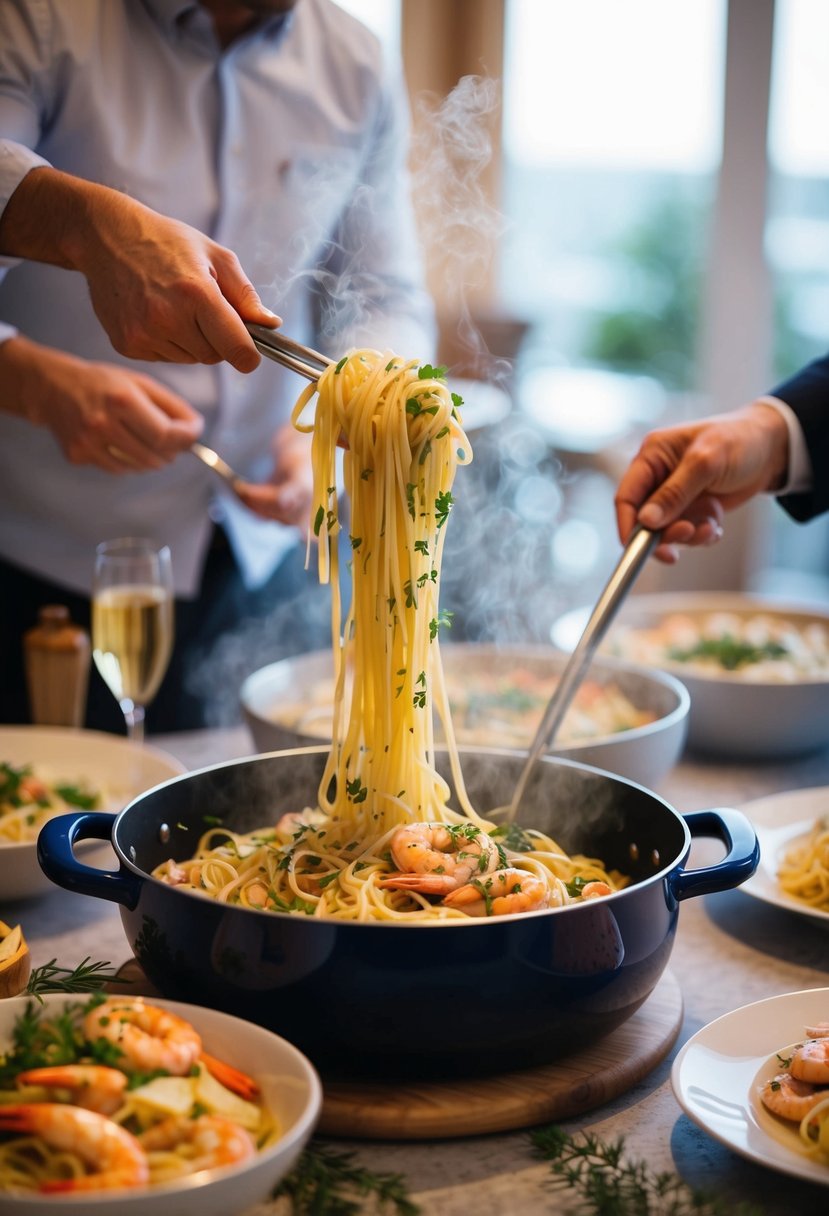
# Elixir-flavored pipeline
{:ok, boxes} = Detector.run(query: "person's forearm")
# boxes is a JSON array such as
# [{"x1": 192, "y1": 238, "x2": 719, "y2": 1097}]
[
  {"x1": 0, "y1": 333, "x2": 73, "y2": 424},
  {"x1": 0, "y1": 166, "x2": 107, "y2": 271}
]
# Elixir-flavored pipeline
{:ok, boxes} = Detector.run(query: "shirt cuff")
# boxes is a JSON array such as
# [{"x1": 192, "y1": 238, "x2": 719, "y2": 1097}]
[
  {"x1": 0, "y1": 322, "x2": 18, "y2": 345},
  {"x1": 756, "y1": 395, "x2": 813, "y2": 495},
  {"x1": 0, "y1": 139, "x2": 51, "y2": 269}
]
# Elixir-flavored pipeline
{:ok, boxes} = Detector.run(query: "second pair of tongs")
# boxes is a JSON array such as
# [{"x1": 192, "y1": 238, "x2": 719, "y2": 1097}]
[
  {"x1": 246, "y1": 323, "x2": 333, "y2": 382},
  {"x1": 506, "y1": 525, "x2": 662, "y2": 822}
]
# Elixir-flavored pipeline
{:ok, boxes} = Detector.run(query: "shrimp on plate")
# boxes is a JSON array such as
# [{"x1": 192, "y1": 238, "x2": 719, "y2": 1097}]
[
  {"x1": 0, "y1": 1103, "x2": 148, "y2": 1192},
  {"x1": 790, "y1": 1035, "x2": 829, "y2": 1085},
  {"x1": 378, "y1": 822, "x2": 503, "y2": 896},
  {"x1": 83, "y1": 999, "x2": 201, "y2": 1075},
  {"x1": 138, "y1": 1113, "x2": 256, "y2": 1180},
  {"x1": 760, "y1": 1072, "x2": 829, "y2": 1122},
  {"x1": 83, "y1": 998, "x2": 257, "y2": 1098},
  {"x1": 443, "y1": 867, "x2": 551, "y2": 917},
  {"x1": 15, "y1": 1064, "x2": 127, "y2": 1115}
]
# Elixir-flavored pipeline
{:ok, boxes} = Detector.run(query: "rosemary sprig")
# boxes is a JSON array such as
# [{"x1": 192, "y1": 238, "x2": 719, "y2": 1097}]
[
  {"x1": 531, "y1": 1126, "x2": 764, "y2": 1216},
  {"x1": 274, "y1": 1143, "x2": 419, "y2": 1215},
  {"x1": 25, "y1": 957, "x2": 122, "y2": 1001}
]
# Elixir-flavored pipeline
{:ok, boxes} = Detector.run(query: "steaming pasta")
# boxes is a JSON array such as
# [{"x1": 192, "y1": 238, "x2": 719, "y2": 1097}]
[
  {"x1": 0, "y1": 762, "x2": 101, "y2": 845},
  {"x1": 155, "y1": 350, "x2": 625, "y2": 920},
  {"x1": 777, "y1": 817, "x2": 829, "y2": 911}
]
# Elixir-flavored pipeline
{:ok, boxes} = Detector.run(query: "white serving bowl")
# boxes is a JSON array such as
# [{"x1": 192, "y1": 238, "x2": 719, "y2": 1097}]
[
  {"x1": 0, "y1": 992, "x2": 321, "y2": 1216},
  {"x1": 240, "y1": 643, "x2": 690, "y2": 789},
  {"x1": 0, "y1": 727, "x2": 185, "y2": 902},
  {"x1": 552, "y1": 592, "x2": 829, "y2": 759}
]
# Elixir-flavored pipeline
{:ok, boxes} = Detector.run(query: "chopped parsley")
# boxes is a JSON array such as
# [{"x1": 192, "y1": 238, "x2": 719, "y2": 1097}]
[{"x1": 667, "y1": 635, "x2": 789, "y2": 671}]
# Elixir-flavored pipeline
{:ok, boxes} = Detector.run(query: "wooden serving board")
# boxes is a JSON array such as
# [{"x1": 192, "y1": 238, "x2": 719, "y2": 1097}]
[
  {"x1": 112, "y1": 963, "x2": 682, "y2": 1141},
  {"x1": 318, "y1": 970, "x2": 682, "y2": 1139}
]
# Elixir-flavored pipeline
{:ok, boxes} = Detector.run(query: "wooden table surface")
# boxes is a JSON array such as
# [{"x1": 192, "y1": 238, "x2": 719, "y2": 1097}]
[{"x1": 5, "y1": 726, "x2": 829, "y2": 1215}]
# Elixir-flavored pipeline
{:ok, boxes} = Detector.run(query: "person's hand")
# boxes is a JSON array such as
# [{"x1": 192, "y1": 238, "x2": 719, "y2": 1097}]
[
  {"x1": 235, "y1": 426, "x2": 314, "y2": 529},
  {"x1": 80, "y1": 190, "x2": 280, "y2": 371},
  {"x1": 0, "y1": 168, "x2": 280, "y2": 371},
  {"x1": 615, "y1": 402, "x2": 790, "y2": 563},
  {"x1": 3, "y1": 336, "x2": 203, "y2": 472}
]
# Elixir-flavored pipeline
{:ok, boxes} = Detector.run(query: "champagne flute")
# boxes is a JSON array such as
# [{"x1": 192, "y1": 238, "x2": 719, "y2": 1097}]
[{"x1": 92, "y1": 538, "x2": 174, "y2": 742}]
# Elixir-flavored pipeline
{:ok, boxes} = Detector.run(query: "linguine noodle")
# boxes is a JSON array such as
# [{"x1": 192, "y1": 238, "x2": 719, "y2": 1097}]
[{"x1": 155, "y1": 350, "x2": 625, "y2": 920}]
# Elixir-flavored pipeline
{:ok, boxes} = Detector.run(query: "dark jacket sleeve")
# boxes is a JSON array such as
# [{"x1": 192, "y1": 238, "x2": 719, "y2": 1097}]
[{"x1": 769, "y1": 354, "x2": 829, "y2": 521}]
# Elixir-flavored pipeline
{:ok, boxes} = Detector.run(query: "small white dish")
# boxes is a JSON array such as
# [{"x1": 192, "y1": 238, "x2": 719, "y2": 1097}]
[
  {"x1": 738, "y1": 786, "x2": 829, "y2": 928},
  {"x1": 0, "y1": 992, "x2": 322, "y2": 1216},
  {"x1": 553, "y1": 592, "x2": 829, "y2": 758},
  {"x1": 671, "y1": 987, "x2": 829, "y2": 1187},
  {"x1": 0, "y1": 727, "x2": 185, "y2": 902}
]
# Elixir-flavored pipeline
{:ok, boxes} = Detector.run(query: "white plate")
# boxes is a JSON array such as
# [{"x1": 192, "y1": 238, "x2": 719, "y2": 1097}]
[
  {"x1": 738, "y1": 787, "x2": 829, "y2": 927},
  {"x1": 0, "y1": 992, "x2": 321, "y2": 1216},
  {"x1": 672, "y1": 987, "x2": 829, "y2": 1186},
  {"x1": 0, "y1": 727, "x2": 186, "y2": 902}
]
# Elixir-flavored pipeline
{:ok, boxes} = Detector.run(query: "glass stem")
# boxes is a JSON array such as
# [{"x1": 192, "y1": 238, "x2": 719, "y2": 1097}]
[{"x1": 124, "y1": 704, "x2": 145, "y2": 743}]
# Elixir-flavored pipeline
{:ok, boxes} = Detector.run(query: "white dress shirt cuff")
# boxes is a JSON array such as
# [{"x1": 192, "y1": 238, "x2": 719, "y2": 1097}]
[
  {"x1": 0, "y1": 139, "x2": 50, "y2": 269},
  {"x1": 756, "y1": 395, "x2": 814, "y2": 496}
]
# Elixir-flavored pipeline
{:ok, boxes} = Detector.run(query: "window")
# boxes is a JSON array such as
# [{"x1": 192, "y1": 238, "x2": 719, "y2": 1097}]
[{"x1": 497, "y1": 0, "x2": 727, "y2": 606}]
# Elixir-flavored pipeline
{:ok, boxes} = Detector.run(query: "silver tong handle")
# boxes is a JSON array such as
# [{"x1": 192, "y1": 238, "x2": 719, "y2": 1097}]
[
  {"x1": 246, "y1": 323, "x2": 333, "y2": 382},
  {"x1": 507, "y1": 525, "x2": 662, "y2": 821}
]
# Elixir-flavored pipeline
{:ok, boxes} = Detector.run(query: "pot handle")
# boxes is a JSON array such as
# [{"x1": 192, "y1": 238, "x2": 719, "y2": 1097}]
[
  {"x1": 669, "y1": 808, "x2": 759, "y2": 902},
  {"x1": 37, "y1": 812, "x2": 142, "y2": 910}
]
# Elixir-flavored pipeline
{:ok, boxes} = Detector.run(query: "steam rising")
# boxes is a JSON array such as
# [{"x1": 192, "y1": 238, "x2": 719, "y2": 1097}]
[{"x1": 186, "y1": 75, "x2": 598, "y2": 726}]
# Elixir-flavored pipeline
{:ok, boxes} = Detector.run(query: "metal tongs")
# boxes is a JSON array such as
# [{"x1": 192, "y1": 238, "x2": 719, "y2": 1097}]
[
  {"x1": 506, "y1": 525, "x2": 662, "y2": 823},
  {"x1": 246, "y1": 323, "x2": 333, "y2": 382},
  {"x1": 190, "y1": 325, "x2": 333, "y2": 489}
]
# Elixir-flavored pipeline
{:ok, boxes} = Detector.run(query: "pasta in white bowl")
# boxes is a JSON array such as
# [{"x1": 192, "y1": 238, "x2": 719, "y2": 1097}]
[
  {"x1": 0, "y1": 728, "x2": 184, "y2": 901},
  {"x1": 553, "y1": 592, "x2": 829, "y2": 759}
]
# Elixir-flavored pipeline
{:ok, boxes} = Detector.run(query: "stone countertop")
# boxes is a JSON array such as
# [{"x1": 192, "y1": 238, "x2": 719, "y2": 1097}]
[{"x1": 6, "y1": 728, "x2": 829, "y2": 1215}]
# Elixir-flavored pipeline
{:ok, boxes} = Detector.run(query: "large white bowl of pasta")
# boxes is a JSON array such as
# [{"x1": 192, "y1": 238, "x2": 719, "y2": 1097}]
[
  {"x1": 0, "y1": 991, "x2": 321, "y2": 1214},
  {"x1": 552, "y1": 592, "x2": 829, "y2": 759},
  {"x1": 241, "y1": 643, "x2": 690, "y2": 789},
  {"x1": 0, "y1": 727, "x2": 185, "y2": 902}
]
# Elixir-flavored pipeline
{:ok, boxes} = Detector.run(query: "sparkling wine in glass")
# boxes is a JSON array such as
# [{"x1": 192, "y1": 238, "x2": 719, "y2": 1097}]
[{"x1": 92, "y1": 538, "x2": 174, "y2": 742}]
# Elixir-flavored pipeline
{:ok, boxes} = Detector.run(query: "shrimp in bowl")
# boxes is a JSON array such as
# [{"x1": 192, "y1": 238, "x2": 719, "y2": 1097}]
[{"x1": 0, "y1": 991, "x2": 321, "y2": 1213}]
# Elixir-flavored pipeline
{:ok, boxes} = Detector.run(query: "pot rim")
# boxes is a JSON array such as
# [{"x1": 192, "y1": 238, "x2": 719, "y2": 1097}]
[{"x1": 112, "y1": 744, "x2": 691, "y2": 928}]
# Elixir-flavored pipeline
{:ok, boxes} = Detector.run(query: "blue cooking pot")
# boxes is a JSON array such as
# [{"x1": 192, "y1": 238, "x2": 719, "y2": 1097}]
[{"x1": 38, "y1": 746, "x2": 757, "y2": 1079}]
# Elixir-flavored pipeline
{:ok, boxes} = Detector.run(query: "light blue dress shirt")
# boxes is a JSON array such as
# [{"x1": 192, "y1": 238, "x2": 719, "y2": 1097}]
[{"x1": 0, "y1": 0, "x2": 435, "y2": 594}]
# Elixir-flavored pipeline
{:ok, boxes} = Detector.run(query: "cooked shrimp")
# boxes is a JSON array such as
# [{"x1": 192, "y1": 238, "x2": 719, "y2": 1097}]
[
  {"x1": 0, "y1": 1103, "x2": 148, "y2": 1192},
  {"x1": 580, "y1": 881, "x2": 613, "y2": 900},
  {"x1": 804, "y1": 1022, "x2": 829, "y2": 1040},
  {"x1": 15, "y1": 1064, "x2": 127, "y2": 1116},
  {"x1": 790, "y1": 1037, "x2": 829, "y2": 1085},
  {"x1": 81, "y1": 998, "x2": 258, "y2": 1099},
  {"x1": 138, "y1": 1113, "x2": 256, "y2": 1178},
  {"x1": 199, "y1": 1052, "x2": 260, "y2": 1101},
  {"x1": 275, "y1": 808, "x2": 327, "y2": 836},
  {"x1": 443, "y1": 867, "x2": 551, "y2": 917},
  {"x1": 158, "y1": 860, "x2": 188, "y2": 885},
  {"x1": 378, "y1": 822, "x2": 502, "y2": 896},
  {"x1": 83, "y1": 999, "x2": 202, "y2": 1076},
  {"x1": 760, "y1": 1072, "x2": 829, "y2": 1122}
]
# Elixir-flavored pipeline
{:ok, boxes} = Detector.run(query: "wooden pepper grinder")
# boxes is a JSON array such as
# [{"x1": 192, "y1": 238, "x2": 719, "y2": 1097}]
[{"x1": 23, "y1": 605, "x2": 91, "y2": 728}]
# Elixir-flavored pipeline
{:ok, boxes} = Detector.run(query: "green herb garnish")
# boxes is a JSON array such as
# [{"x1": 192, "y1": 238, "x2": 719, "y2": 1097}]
[
  {"x1": 25, "y1": 957, "x2": 121, "y2": 1000},
  {"x1": 531, "y1": 1126, "x2": 763, "y2": 1216},
  {"x1": 418, "y1": 364, "x2": 447, "y2": 381},
  {"x1": 489, "y1": 823, "x2": 535, "y2": 853},
  {"x1": 274, "y1": 1143, "x2": 419, "y2": 1215},
  {"x1": 667, "y1": 635, "x2": 788, "y2": 671}
]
